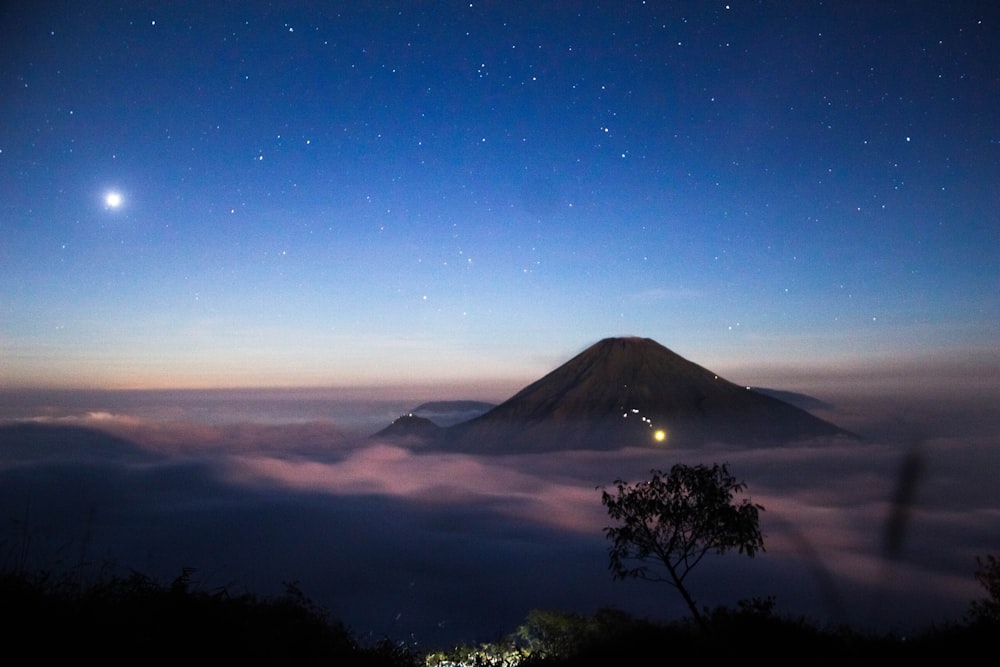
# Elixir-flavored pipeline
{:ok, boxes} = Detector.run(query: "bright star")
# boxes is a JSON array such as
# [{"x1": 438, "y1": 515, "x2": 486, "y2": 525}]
[{"x1": 105, "y1": 192, "x2": 123, "y2": 208}]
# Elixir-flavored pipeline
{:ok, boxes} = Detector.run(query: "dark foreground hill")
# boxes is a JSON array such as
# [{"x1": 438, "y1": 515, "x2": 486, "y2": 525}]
[
  {"x1": 3, "y1": 566, "x2": 994, "y2": 665},
  {"x1": 383, "y1": 337, "x2": 854, "y2": 453},
  {"x1": 0, "y1": 568, "x2": 410, "y2": 665}
]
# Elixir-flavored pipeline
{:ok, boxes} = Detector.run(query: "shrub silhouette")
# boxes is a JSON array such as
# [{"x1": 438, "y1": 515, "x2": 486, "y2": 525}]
[
  {"x1": 0, "y1": 566, "x2": 419, "y2": 665},
  {"x1": 5, "y1": 523, "x2": 998, "y2": 665}
]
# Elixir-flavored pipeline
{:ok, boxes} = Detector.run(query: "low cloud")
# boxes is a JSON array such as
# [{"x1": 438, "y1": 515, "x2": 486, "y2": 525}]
[
  {"x1": 1, "y1": 391, "x2": 996, "y2": 647},
  {"x1": 221, "y1": 444, "x2": 607, "y2": 533}
]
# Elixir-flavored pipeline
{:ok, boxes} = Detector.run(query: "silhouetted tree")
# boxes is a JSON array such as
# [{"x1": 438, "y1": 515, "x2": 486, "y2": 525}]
[
  {"x1": 601, "y1": 463, "x2": 764, "y2": 630},
  {"x1": 967, "y1": 554, "x2": 1000, "y2": 624}
]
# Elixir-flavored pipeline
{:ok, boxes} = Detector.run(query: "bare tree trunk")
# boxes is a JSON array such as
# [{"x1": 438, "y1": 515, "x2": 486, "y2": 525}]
[{"x1": 668, "y1": 566, "x2": 707, "y2": 631}]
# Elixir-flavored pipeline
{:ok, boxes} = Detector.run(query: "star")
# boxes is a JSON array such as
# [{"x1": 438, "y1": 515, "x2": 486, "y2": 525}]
[{"x1": 104, "y1": 191, "x2": 123, "y2": 208}]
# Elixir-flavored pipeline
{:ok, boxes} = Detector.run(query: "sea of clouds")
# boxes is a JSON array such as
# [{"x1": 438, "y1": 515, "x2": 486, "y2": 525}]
[{"x1": 1, "y1": 385, "x2": 997, "y2": 648}]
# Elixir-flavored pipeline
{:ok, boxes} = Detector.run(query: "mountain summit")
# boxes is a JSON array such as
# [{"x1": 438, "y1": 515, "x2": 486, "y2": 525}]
[{"x1": 434, "y1": 337, "x2": 853, "y2": 453}]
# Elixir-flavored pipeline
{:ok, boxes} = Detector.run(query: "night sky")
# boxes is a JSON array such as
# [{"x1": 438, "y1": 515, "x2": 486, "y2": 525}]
[
  {"x1": 2, "y1": 1, "x2": 998, "y2": 391},
  {"x1": 2, "y1": 3, "x2": 1000, "y2": 649}
]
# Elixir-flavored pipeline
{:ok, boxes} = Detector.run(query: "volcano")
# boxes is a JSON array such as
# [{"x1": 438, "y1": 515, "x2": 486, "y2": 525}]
[{"x1": 430, "y1": 337, "x2": 853, "y2": 453}]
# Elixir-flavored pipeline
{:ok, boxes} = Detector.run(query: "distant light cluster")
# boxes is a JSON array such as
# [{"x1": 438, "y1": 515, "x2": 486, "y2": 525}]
[{"x1": 620, "y1": 405, "x2": 667, "y2": 443}]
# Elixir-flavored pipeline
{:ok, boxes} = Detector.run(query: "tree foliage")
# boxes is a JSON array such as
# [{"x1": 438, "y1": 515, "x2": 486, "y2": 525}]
[
  {"x1": 601, "y1": 463, "x2": 764, "y2": 629},
  {"x1": 967, "y1": 553, "x2": 1000, "y2": 624}
]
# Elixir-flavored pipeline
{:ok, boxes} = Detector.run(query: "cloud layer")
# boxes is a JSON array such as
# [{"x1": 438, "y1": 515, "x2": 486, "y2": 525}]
[{"x1": 1, "y1": 390, "x2": 996, "y2": 648}]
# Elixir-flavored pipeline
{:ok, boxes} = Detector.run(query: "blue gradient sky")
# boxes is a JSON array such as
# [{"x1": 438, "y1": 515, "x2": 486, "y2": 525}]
[{"x1": 2, "y1": 2, "x2": 997, "y2": 390}]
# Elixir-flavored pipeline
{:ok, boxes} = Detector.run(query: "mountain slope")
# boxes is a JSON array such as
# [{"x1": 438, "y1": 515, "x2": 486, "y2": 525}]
[{"x1": 439, "y1": 337, "x2": 853, "y2": 453}]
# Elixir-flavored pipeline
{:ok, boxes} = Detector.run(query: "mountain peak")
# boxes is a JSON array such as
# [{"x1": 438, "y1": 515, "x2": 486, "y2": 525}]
[
  {"x1": 435, "y1": 337, "x2": 853, "y2": 453},
  {"x1": 372, "y1": 414, "x2": 441, "y2": 441}
]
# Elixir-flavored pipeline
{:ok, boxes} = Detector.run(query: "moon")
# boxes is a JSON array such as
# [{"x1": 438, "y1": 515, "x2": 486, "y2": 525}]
[{"x1": 105, "y1": 191, "x2": 123, "y2": 208}]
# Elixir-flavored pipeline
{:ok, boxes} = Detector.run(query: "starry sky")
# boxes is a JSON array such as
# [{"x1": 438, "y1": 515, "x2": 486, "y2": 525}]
[{"x1": 2, "y1": 1, "x2": 998, "y2": 391}]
